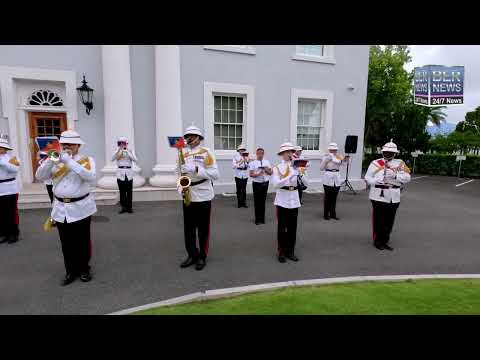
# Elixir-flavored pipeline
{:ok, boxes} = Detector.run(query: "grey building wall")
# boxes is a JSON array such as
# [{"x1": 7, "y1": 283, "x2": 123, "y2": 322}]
[
  {"x1": 179, "y1": 45, "x2": 369, "y2": 186},
  {"x1": 129, "y1": 45, "x2": 156, "y2": 179},
  {"x1": 0, "y1": 45, "x2": 105, "y2": 176}
]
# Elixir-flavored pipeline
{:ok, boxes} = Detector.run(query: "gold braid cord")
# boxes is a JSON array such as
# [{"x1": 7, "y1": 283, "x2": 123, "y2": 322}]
[
  {"x1": 8, "y1": 157, "x2": 20, "y2": 166},
  {"x1": 52, "y1": 157, "x2": 91, "y2": 180},
  {"x1": 274, "y1": 164, "x2": 290, "y2": 179}
]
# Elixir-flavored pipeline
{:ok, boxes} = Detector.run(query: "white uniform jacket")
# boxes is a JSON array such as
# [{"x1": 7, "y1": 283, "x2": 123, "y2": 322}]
[
  {"x1": 320, "y1": 153, "x2": 348, "y2": 187},
  {"x1": 35, "y1": 153, "x2": 97, "y2": 223},
  {"x1": 248, "y1": 159, "x2": 272, "y2": 183},
  {"x1": 272, "y1": 160, "x2": 309, "y2": 209},
  {"x1": 111, "y1": 148, "x2": 138, "y2": 181},
  {"x1": 0, "y1": 153, "x2": 20, "y2": 196},
  {"x1": 232, "y1": 153, "x2": 249, "y2": 179},
  {"x1": 364, "y1": 158, "x2": 411, "y2": 204},
  {"x1": 176, "y1": 145, "x2": 219, "y2": 202}
]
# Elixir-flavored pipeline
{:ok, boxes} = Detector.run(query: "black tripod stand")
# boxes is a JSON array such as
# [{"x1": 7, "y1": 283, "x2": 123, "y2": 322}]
[{"x1": 341, "y1": 154, "x2": 357, "y2": 194}]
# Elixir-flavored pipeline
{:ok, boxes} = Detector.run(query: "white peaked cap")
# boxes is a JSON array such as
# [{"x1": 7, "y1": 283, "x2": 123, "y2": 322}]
[
  {"x1": 382, "y1": 139, "x2": 399, "y2": 153},
  {"x1": 117, "y1": 136, "x2": 128, "y2": 143},
  {"x1": 237, "y1": 144, "x2": 247, "y2": 151},
  {"x1": 0, "y1": 136, "x2": 13, "y2": 150},
  {"x1": 277, "y1": 142, "x2": 296, "y2": 155},
  {"x1": 59, "y1": 129, "x2": 85, "y2": 145},
  {"x1": 183, "y1": 125, "x2": 204, "y2": 139},
  {"x1": 327, "y1": 142, "x2": 339, "y2": 150}
]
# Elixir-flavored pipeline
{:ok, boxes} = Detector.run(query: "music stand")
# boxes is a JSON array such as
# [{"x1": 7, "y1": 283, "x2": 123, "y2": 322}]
[{"x1": 341, "y1": 155, "x2": 357, "y2": 194}]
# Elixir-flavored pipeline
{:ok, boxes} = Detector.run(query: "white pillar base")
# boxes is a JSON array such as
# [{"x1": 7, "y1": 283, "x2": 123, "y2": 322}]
[
  {"x1": 149, "y1": 164, "x2": 177, "y2": 188},
  {"x1": 97, "y1": 165, "x2": 146, "y2": 189}
]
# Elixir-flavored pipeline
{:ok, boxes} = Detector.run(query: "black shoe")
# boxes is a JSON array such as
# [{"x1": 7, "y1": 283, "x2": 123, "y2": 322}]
[
  {"x1": 7, "y1": 235, "x2": 19, "y2": 244},
  {"x1": 286, "y1": 254, "x2": 299, "y2": 262},
  {"x1": 0, "y1": 237, "x2": 8, "y2": 244},
  {"x1": 383, "y1": 244, "x2": 394, "y2": 251},
  {"x1": 278, "y1": 255, "x2": 286, "y2": 263},
  {"x1": 61, "y1": 274, "x2": 76, "y2": 286},
  {"x1": 374, "y1": 243, "x2": 384, "y2": 251},
  {"x1": 255, "y1": 222, "x2": 261, "y2": 225},
  {"x1": 195, "y1": 259, "x2": 206, "y2": 271},
  {"x1": 324, "y1": 216, "x2": 330, "y2": 220},
  {"x1": 180, "y1": 257, "x2": 196, "y2": 268},
  {"x1": 127, "y1": 209, "x2": 133, "y2": 213},
  {"x1": 331, "y1": 216, "x2": 340, "y2": 220},
  {"x1": 80, "y1": 271, "x2": 92, "y2": 282},
  {"x1": 119, "y1": 209, "x2": 127, "y2": 214}
]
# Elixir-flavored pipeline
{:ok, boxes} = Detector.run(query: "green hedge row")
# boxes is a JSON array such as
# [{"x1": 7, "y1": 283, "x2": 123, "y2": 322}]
[{"x1": 362, "y1": 153, "x2": 480, "y2": 178}]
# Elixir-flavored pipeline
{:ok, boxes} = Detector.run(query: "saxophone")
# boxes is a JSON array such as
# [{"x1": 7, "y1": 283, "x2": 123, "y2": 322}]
[{"x1": 177, "y1": 147, "x2": 192, "y2": 206}]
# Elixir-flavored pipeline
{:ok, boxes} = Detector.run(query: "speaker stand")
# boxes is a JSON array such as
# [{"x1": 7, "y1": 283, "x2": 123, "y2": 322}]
[{"x1": 341, "y1": 155, "x2": 357, "y2": 195}]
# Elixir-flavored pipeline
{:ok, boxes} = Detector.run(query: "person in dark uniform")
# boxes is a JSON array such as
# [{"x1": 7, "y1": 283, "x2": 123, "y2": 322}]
[
  {"x1": 0, "y1": 136, "x2": 20, "y2": 244},
  {"x1": 232, "y1": 144, "x2": 250, "y2": 208},
  {"x1": 177, "y1": 125, "x2": 219, "y2": 271},
  {"x1": 248, "y1": 146, "x2": 273, "y2": 225}
]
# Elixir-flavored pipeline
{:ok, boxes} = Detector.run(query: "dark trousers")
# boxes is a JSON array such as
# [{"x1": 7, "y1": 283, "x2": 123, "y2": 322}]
[
  {"x1": 117, "y1": 176, "x2": 133, "y2": 210},
  {"x1": 252, "y1": 181, "x2": 269, "y2": 223},
  {"x1": 371, "y1": 200, "x2": 400, "y2": 246},
  {"x1": 46, "y1": 184, "x2": 54, "y2": 203},
  {"x1": 235, "y1": 177, "x2": 248, "y2": 207},
  {"x1": 276, "y1": 206, "x2": 298, "y2": 257},
  {"x1": 56, "y1": 216, "x2": 92, "y2": 275},
  {"x1": 183, "y1": 201, "x2": 212, "y2": 260},
  {"x1": 323, "y1": 185, "x2": 340, "y2": 218},
  {"x1": 0, "y1": 194, "x2": 19, "y2": 238},
  {"x1": 298, "y1": 188, "x2": 303, "y2": 203}
]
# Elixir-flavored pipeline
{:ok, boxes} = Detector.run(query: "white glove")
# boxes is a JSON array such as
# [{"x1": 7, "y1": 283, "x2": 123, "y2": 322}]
[
  {"x1": 60, "y1": 152, "x2": 71, "y2": 163},
  {"x1": 181, "y1": 163, "x2": 196, "y2": 175},
  {"x1": 384, "y1": 169, "x2": 397, "y2": 180}
]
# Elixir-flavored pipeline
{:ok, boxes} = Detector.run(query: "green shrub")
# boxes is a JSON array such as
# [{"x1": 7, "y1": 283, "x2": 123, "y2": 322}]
[{"x1": 362, "y1": 153, "x2": 480, "y2": 178}]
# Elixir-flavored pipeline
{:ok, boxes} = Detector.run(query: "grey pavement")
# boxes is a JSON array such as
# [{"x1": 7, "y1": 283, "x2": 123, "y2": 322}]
[{"x1": 1, "y1": 175, "x2": 479, "y2": 314}]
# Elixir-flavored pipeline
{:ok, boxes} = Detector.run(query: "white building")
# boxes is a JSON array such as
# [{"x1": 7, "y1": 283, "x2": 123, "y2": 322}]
[{"x1": 0, "y1": 45, "x2": 370, "y2": 207}]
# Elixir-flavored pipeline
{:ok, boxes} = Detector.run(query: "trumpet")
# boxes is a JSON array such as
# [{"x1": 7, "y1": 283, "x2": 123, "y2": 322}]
[{"x1": 48, "y1": 149, "x2": 72, "y2": 162}]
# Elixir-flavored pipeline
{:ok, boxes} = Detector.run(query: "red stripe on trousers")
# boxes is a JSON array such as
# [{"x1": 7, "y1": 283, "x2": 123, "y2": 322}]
[
  {"x1": 275, "y1": 206, "x2": 282, "y2": 256},
  {"x1": 15, "y1": 193, "x2": 19, "y2": 225},
  {"x1": 372, "y1": 206, "x2": 376, "y2": 243},
  {"x1": 205, "y1": 206, "x2": 211, "y2": 256}
]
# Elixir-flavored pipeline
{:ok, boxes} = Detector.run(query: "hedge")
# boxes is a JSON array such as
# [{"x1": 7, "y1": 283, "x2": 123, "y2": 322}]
[{"x1": 362, "y1": 153, "x2": 480, "y2": 178}]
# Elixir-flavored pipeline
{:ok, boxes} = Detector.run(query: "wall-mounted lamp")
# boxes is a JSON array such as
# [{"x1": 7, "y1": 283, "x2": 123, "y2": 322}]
[
  {"x1": 347, "y1": 84, "x2": 355, "y2": 91},
  {"x1": 77, "y1": 75, "x2": 94, "y2": 115}
]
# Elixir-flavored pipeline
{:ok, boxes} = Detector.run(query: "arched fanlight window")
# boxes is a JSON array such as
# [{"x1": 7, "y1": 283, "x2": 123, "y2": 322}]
[{"x1": 27, "y1": 90, "x2": 64, "y2": 107}]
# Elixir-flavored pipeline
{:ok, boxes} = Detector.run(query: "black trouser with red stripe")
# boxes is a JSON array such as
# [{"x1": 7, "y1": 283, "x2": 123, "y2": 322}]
[
  {"x1": 276, "y1": 206, "x2": 298, "y2": 257},
  {"x1": 371, "y1": 200, "x2": 400, "y2": 246},
  {"x1": 183, "y1": 200, "x2": 212, "y2": 260},
  {"x1": 235, "y1": 177, "x2": 248, "y2": 207},
  {"x1": 0, "y1": 194, "x2": 19, "y2": 239},
  {"x1": 323, "y1": 185, "x2": 340, "y2": 218},
  {"x1": 56, "y1": 216, "x2": 92, "y2": 276},
  {"x1": 252, "y1": 181, "x2": 269, "y2": 223},
  {"x1": 117, "y1": 176, "x2": 133, "y2": 211}
]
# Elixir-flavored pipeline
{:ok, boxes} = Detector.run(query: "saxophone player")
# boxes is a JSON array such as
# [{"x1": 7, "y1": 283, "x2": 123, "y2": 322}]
[{"x1": 177, "y1": 125, "x2": 219, "y2": 271}]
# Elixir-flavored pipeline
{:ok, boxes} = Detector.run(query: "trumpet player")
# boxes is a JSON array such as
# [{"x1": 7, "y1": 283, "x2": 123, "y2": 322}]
[
  {"x1": 0, "y1": 136, "x2": 20, "y2": 244},
  {"x1": 177, "y1": 125, "x2": 219, "y2": 271},
  {"x1": 272, "y1": 142, "x2": 308, "y2": 263},
  {"x1": 36, "y1": 130, "x2": 97, "y2": 286},
  {"x1": 112, "y1": 136, "x2": 137, "y2": 214},
  {"x1": 364, "y1": 140, "x2": 411, "y2": 251},
  {"x1": 232, "y1": 144, "x2": 250, "y2": 208},
  {"x1": 320, "y1": 142, "x2": 349, "y2": 220}
]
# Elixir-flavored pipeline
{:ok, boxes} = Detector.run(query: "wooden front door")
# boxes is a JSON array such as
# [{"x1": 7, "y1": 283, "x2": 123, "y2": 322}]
[{"x1": 28, "y1": 112, "x2": 67, "y2": 179}]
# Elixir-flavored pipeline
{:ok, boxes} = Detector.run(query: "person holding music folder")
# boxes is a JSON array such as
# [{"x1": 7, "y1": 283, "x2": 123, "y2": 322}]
[
  {"x1": 35, "y1": 130, "x2": 97, "y2": 286},
  {"x1": 177, "y1": 125, "x2": 219, "y2": 271},
  {"x1": 232, "y1": 144, "x2": 250, "y2": 208},
  {"x1": 320, "y1": 142, "x2": 350, "y2": 220},
  {"x1": 248, "y1": 146, "x2": 272, "y2": 225},
  {"x1": 272, "y1": 142, "x2": 308, "y2": 263},
  {"x1": 364, "y1": 140, "x2": 411, "y2": 251},
  {"x1": 0, "y1": 136, "x2": 21, "y2": 244},
  {"x1": 112, "y1": 136, "x2": 138, "y2": 214}
]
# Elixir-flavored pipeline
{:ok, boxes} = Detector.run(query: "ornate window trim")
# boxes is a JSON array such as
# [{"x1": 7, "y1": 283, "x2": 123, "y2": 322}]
[{"x1": 27, "y1": 89, "x2": 64, "y2": 107}]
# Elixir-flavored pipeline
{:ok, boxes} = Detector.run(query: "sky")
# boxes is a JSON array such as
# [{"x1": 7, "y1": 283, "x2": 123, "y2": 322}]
[{"x1": 404, "y1": 45, "x2": 480, "y2": 125}]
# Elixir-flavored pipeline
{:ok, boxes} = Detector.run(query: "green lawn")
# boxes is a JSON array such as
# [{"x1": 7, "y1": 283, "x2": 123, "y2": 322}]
[{"x1": 134, "y1": 279, "x2": 480, "y2": 315}]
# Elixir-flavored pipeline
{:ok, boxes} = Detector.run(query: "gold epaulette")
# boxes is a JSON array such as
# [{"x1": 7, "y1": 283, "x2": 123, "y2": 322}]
[
  {"x1": 52, "y1": 157, "x2": 91, "y2": 179},
  {"x1": 8, "y1": 156, "x2": 20, "y2": 166}
]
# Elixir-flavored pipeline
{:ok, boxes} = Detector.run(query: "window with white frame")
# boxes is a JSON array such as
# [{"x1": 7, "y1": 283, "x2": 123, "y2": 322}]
[
  {"x1": 296, "y1": 99, "x2": 324, "y2": 151},
  {"x1": 296, "y1": 45, "x2": 324, "y2": 57},
  {"x1": 213, "y1": 95, "x2": 245, "y2": 150},
  {"x1": 292, "y1": 45, "x2": 335, "y2": 64}
]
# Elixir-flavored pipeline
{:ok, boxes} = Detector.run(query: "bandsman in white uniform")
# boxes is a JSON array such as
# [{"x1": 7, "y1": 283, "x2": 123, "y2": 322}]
[
  {"x1": 272, "y1": 142, "x2": 308, "y2": 263},
  {"x1": 36, "y1": 130, "x2": 97, "y2": 285},
  {"x1": 364, "y1": 140, "x2": 411, "y2": 251},
  {"x1": 320, "y1": 142, "x2": 350, "y2": 220},
  {"x1": 178, "y1": 125, "x2": 219, "y2": 271},
  {"x1": 232, "y1": 144, "x2": 250, "y2": 208},
  {"x1": 248, "y1": 146, "x2": 272, "y2": 225},
  {"x1": 111, "y1": 136, "x2": 138, "y2": 214},
  {"x1": 0, "y1": 136, "x2": 21, "y2": 244}
]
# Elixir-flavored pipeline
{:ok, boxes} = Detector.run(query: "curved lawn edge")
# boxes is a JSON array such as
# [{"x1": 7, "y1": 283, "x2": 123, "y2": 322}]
[{"x1": 107, "y1": 274, "x2": 480, "y2": 315}]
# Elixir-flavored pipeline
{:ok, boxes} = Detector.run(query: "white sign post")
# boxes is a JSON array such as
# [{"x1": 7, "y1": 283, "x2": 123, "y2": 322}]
[
  {"x1": 456, "y1": 155, "x2": 466, "y2": 178},
  {"x1": 410, "y1": 151, "x2": 423, "y2": 175}
]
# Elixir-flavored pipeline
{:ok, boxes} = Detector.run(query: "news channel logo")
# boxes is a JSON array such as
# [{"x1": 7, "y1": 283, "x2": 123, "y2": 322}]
[{"x1": 414, "y1": 65, "x2": 464, "y2": 106}]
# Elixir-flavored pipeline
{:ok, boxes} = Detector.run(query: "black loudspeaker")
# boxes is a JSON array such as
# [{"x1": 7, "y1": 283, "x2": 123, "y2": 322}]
[{"x1": 344, "y1": 135, "x2": 358, "y2": 154}]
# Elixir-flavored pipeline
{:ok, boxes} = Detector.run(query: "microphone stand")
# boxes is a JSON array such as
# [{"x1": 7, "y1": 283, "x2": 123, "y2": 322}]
[{"x1": 341, "y1": 154, "x2": 357, "y2": 194}]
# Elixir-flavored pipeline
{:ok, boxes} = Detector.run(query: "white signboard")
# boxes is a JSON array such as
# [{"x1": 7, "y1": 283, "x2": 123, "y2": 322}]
[
  {"x1": 411, "y1": 152, "x2": 419, "y2": 158},
  {"x1": 456, "y1": 155, "x2": 466, "y2": 161}
]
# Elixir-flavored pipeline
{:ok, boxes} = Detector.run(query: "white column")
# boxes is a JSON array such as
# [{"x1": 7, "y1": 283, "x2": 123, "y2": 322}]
[
  {"x1": 97, "y1": 45, "x2": 145, "y2": 189},
  {"x1": 149, "y1": 45, "x2": 183, "y2": 187}
]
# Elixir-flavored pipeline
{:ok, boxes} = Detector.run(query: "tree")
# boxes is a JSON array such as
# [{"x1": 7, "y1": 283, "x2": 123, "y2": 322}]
[{"x1": 455, "y1": 106, "x2": 480, "y2": 134}]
